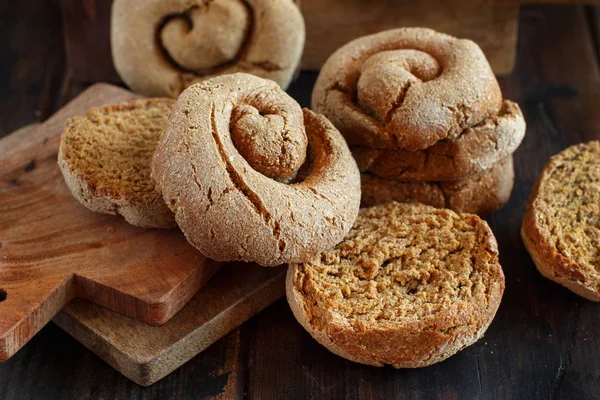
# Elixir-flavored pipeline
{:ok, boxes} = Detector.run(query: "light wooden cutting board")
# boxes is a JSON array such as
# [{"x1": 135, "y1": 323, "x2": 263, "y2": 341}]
[
  {"x1": 54, "y1": 263, "x2": 286, "y2": 386},
  {"x1": 0, "y1": 83, "x2": 221, "y2": 361}
]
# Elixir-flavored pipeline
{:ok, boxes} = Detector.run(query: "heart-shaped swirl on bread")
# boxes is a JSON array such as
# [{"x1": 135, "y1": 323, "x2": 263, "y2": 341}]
[
  {"x1": 111, "y1": 0, "x2": 305, "y2": 97},
  {"x1": 151, "y1": 73, "x2": 361, "y2": 267},
  {"x1": 312, "y1": 28, "x2": 507, "y2": 151}
]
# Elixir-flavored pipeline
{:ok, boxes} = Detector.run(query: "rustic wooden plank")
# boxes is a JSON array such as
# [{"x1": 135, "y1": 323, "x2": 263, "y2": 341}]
[
  {"x1": 61, "y1": 0, "x2": 120, "y2": 83},
  {"x1": 0, "y1": 123, "x2": 41, "y2": 159},
  {"x1": 53, "y1": 263, "x2": 285, "y2": 387},
  {"x1": 0, "y1": 1, "x2": 65, "y2": 137},
  {"x1": 301, "y1": 0, "x2": 519, "y2": 75},
  {"x1": 0, "y1": 83, "x2": 221, "y2": 361}
]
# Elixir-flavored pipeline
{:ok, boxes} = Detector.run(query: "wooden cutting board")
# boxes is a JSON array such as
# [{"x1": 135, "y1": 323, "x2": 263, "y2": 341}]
[
  {"x1": 54, "y1": 263, "x2": 286, "y2": 386},
  {"x1": 0, "y1": 83, "x2": 221, "y2": 361}
]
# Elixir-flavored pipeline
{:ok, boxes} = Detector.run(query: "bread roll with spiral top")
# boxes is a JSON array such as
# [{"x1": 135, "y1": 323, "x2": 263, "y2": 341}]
[
  {"x1": 151, "y1": 73, "x2": 361, "y2": 267},
  {"x1": 111, "y1": 0, "x2": 305, "y2": 97},
  {"x1": 312, "y1": 28, "x2": 519, "y2": 152}
]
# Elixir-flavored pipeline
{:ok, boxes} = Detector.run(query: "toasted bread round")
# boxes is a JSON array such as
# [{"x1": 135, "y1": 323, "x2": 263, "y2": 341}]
[
  {"x1": 287, "y1": 202, "x2": 505, "y2": 368},
  {"x1": 522, "y1": 141, "x2": 600, "y2": 301},
  {"x1": 360, "y1": 157, "x2": 514, "y2": 216},
  {"x1": 58, "y1": 98, "x2": 176, "y2": 228}
]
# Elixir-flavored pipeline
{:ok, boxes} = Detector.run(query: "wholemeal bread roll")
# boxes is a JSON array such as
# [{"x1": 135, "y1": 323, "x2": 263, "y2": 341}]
[
  {"x1": 360, "y1": 157, "x2": 514, "y2": 216},
  {"x1": 312, "y1": 27, "x2": 508, "y2": 152},
  {"x1": 151, "y1": 73, "x2": 361, "y2": 266},
  {"x1": 522, "y1": 141, "x2": 600, "y2": 301},
  {"x1": 58, "y1": 99, "x2": 176, "y2": 229},
  {"x1": 111, "y1": 0, "x2": 305, "y2": 97},
  {"x1": 287, "y1": 202, "x2": 505, "y2": 368},
  {"x1": 351, "y1": 101, "x2": 525, "y2": 181}
]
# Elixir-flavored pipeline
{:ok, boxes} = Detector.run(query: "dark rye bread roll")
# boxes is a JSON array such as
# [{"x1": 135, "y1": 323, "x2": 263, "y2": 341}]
[
  {"x1": 522, "y1": 141, "x2": 600, "y2": 301},
  {"x1": 312, "y1": 27, "x2": 507, "y2": 152},
  {"x1": 360, "y1": 157, "x2": 514, "y2": 216},
  {"x1": 111, "y1": 0, "x2": 305, "y2": 97},
  {"x1": 351, "y1": 101, "x2": 525, "y2": 181},
  {"x1": 151, "y1": 73, "x2": 361, "y2": 267},
  {"x1": 287, "y1": 202, "x2": 505, "y2": 368},
  {"x1": 58, "y1": 99, "x2": 176, "y2": 229}
]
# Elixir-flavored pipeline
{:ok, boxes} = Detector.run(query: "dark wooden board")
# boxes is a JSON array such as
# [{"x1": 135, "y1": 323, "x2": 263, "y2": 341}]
[
  {"x1": 1, "y1": 3, "x2": 600, "y2": 399},
  {"x1": 0, "y1": 83, "x2": 221, "y2": 361},
  {"x1": 53, "y1": 263, "x2": 285, "y2": 387}
]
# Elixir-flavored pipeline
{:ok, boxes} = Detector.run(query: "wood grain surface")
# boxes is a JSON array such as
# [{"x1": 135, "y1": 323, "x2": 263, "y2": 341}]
[
  {"x1": 54, "y1": 263, "x2": 285, "y2": 387},
  {"x1": 301, "y1": 0, "x2": 519, "y2": 74},
  {"x1": 0, "y1": 83, "x2": 221, "y2": 361},
  {"x1": 1, "y1": 2, "x2": 600, "y2": 399}
]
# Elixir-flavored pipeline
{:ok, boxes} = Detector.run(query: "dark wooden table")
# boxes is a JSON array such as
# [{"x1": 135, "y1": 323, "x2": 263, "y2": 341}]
[{"x1": 1, "y1": 2, "x2": 600, "y2": 399}]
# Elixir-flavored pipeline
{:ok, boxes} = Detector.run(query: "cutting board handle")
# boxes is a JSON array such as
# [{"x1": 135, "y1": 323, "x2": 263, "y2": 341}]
[{"x1": 0, "y1": 274, "x2": 75, "y2": 360}]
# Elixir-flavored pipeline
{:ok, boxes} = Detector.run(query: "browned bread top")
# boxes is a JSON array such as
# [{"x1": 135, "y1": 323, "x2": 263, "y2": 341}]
[
  {"x1": 58, "y1": 98, "x2": 176, "y2": 228},
  {"x1": 151, "y1": 73, "x2": 361, "y2": 266},
  {"x1": 287, "y1": 202, "x2": 505, "y2": 368},
  {"x1": 312, "y1": 27, "x2": 504, "y2": 151},
  {"x1": 522, "y1": 141, "x2": 600, "y2": 301},
  {"x1": 111, "y1": 0, "x2": 305, "y2": 97}
]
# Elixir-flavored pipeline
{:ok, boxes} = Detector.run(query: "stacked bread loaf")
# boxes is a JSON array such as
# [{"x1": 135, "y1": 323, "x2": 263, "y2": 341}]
[{"x1": 312, "y1": 28, "x2": 526, "y2": 216}]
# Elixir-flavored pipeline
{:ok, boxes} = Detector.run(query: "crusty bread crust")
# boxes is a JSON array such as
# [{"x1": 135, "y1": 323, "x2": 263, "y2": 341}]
[
  {"x1": 351, "y1": 101, "x2": 525, "y2": 181},
  {"x1": 311, "y1": 27, "x2": 504, "y2": 151},
  {"x1": 111, "y1": 0, "x2": 305, "y2": 97},
  {"x1": 360, "y1": 157, "x2": 514, "y2": 216},
  {"x1": 521, "y1": 141, "x2": 600, "y2": 301},
  {"x1": 287, "y1": 202, "x2": 505, "y2": 368},
  {"x1": 151, "y1": 73, "x2": 361, "y2": 266},
  {"x1": 58, "y1": 99, "x2": 176, "y2": 229}
]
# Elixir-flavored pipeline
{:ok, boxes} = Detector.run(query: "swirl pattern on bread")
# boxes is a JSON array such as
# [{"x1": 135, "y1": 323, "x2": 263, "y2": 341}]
[
  {"x1": 312, "y1": 28, "x2": 508, "y2": 151},
  {"x1": 151, "y1": 73, "x2": 361, "y2": 266},
  {"x1": 111, "y1": 0, "x2": 305, "y2": 97}
]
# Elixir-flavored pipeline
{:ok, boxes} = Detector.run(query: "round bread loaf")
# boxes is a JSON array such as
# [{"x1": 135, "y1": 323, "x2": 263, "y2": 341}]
[
  {"x1": 151, "y1": 73, "x2": 361, "y2": 267},
  {"x1": 58, "y1": 98, "x2": 176, "y2": 229},
  {"x1": 312, "y1": 28, "x2": 505, "y2": 151},
  {"x1": 111, "y1": 0, "x2": 305, "y2": 97},
  {"x1": 522, "y1": 141, "x2": 600, "y2": 301},
  {"x1": 287, "y1": 202, "x2": 505, "y2": 368},
  {"x1": 352, "y1": 101, "x2": 525, "y2": 181},
  {"x1": 360, "y1": 157, "x2": 514, "y2": 216}
]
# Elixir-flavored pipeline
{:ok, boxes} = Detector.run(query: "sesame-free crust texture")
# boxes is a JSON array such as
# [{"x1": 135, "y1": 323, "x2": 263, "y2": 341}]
[
  {"x1": 112, "y1": 0, "x2": 305, "y2": 97},
  {"x1": 312, "y1": 27, "x2": 506, "y2": 151},
  {"x1": 151, "y1": 73, "x2": 361, "y2": 267},
  {"x1": 287, "y1": 202, "x2": 505, "y2": 368},
  {"x1": 58, "y1": 98, "x2": 176, "y2": 229},
  {"x1": 352, "y1": 101, "x2": 525, "y2": 181},
  {"x1": 522, "y1": 141, "x2": 600, "y2": 301},
  {"x1": 361, "y1": 157, "x2": 514, "y2": 216}
]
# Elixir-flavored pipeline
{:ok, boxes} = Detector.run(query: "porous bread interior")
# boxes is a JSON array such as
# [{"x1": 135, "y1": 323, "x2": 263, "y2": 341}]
[
  {"x1": 295, "y1": 202, "x2": 500, "y2": 332},
  {"x1": 61, "y1": 99, "x2": 174, "y2": 204},
  {"x1": 533, "y1": 141, "x2": 600, "y2": 278}
]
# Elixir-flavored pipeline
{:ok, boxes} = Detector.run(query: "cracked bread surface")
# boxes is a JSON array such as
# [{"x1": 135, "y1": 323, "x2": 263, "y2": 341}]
[
  {"x1": 311, "y1": 27, "x2": 504, "y2": 151},
  {"x1": 522, "y1": 141, "x2": 600, "y2": 301},
  {"x1": 151, "y1": 73, "x2": 361, "y2": 267},
  {"x1": 58, "y1": 98, "x2": 176, "y2": 228},
  {"x1": 360, "y1": 157, "x2": 514, "y2": 216},
  {"x1": 287, "y1": 202, "x2": 505, "y2": 368},
  {"x1": 352, "y1": 101, "x2": 525, "y2": 181}
]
